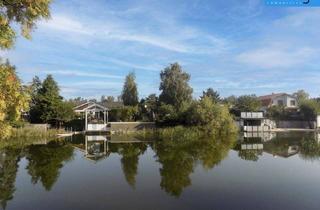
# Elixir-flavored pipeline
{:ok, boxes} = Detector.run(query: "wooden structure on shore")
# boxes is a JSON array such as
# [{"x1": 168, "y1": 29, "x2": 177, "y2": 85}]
[{"x1": 73, "y1": 102, "x2": 110, "y2": 132}]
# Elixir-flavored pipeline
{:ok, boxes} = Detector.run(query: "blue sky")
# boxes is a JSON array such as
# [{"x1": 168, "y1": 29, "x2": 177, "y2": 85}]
[{"x1": 1, "y1": 0, "x2": 320, "y2": 99}]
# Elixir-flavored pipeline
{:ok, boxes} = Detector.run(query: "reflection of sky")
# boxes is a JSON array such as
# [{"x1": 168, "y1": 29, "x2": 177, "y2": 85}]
[{"x1": 2, "y1": 0, "x2": 320, "y2": 99}]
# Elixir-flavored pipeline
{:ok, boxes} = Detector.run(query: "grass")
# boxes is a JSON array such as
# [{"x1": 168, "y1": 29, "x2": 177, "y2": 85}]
[{"x1": 0, "y1": 127, "x2": 67, "y2": 149}]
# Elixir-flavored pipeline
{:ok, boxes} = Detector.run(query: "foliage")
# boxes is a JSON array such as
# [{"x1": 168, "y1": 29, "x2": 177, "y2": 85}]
[
  {"x1": 234, "y1": 95, "x2": 261, "y2": 114},
  {"x1": 299, "y1": 99, "x2": 320, "y2": 127},
  {"x1": 157, "y1": 103, "x2": 180, "y2": 124},
  {"x1": 201, "y1": 88, "x2": 220, "y2": 103},
  {"x1": 138, "y1": 94, "x2": 158, "y2": 121},
  {"x1": 0, "y1": 0, "x2": 52, "y2": 49},
  {"x1": 121, "y1": 72, "x2": 139, "y2": 106},
  {"x1": 109, "y1": 106, "x2": 139, "y2": 122},
  {"x1": 293, "y1": 89, "x2": 309, "y2": 104},
  {"x1": 159, "y1": 63, "x2": 193, "y2": 109},
  {"x1": 186, "y1": 97, "x2": 237, "y2": 135},
  {"x1": 266, "y1": 105, "x2": 286, "y2": 120},
  {"x1": 29, "y1": 75, "x2": 74, "y2": 126},
  {"x1": 0, "y1": 60, "x2": 29, "y2": 139}
]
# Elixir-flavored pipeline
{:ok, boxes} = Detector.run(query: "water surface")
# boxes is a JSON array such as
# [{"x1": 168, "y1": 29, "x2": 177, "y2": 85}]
[{"x1": 1, "y1": 132, "x2": 320, "y2": 210}]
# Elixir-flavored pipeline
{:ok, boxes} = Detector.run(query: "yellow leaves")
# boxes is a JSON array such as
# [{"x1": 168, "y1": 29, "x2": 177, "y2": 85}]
[
  {"x1": 0, "y1": 0, "x2": 52, "y2": 49},
  {"x1": 0, "y1": 61, "x2": 30, "y2": 139}
]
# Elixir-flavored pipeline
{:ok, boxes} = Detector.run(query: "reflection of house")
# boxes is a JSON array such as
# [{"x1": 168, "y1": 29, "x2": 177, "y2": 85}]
[
  {"x1": 85, "y1": 135, "x2": 109, "y2": 161},
  {"x1": 240, "y1": 112, "x2": 275, "y2": 132},
  {"x1": 269, "y1": 145, "x2": 300, "y2": 158},
  {"x1": 259, "y1": 93, "x2": 298, "y2": 111},
  {"x1": 73, "y1": 102, "x2": 110, "y2": 132}
]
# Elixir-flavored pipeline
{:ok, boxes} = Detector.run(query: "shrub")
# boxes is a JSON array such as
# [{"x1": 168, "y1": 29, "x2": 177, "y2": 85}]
[{"x1": 186, "y1": 97, "x2": 237, "y2": 135}]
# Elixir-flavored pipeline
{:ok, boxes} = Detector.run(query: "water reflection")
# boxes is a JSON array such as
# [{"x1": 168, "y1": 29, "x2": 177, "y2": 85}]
[
  {"x1": 26, "y1": 140, "x2": 74, "y2": 190},
  {"x1": 2, "y1": 132, "x2": 320, "y2": 208},
  {"x1": 0, "y1": 147, "x2": 20, "y2": 209},
  {"x1": 235, "y1": 132, "x2": 320, "y2": 161}
]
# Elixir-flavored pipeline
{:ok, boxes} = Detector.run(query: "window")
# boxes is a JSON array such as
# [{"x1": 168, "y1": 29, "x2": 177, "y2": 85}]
[
  {"x1": 290, "y1": 100, "x2": 296, "y2": 106},
  {"x1": 277, "y1": 100, "x2": 284, "y2": 106}
]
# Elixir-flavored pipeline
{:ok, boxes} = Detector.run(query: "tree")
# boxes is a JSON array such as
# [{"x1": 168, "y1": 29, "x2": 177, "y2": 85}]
[
  {"x1": 121, "y1": 72, "x2": 139, "y2": 106},
  {"x1": 159, "y1": 63, "x2": 193, "y2": 109},
  {"x1": 234, "y1": 95, "x2": 261, "y2": 113},
  {"x1": 186, "y1": 96, "x2": 237, "y2": 135},
  {"x1": 0, "y1": 0, "x2": 52, "y2": 49},
  {"x1": 0, "y1": 60, "x2": 29, "y2": 139},
  {"x1": 293, "y1": 90, "x2": 309, "y2": 104},
  {"x1": 36, "y1": 75, "x2": 62, "y2": 123},
  {"x1": 201, "y1": 88, "x2": 220, "y2": 103},
  {"x1": 299, "y1": 99, "x2": 320, "y2": 128},
  {"x1": 29, "y1": 75, "x2": 73, "y2": 126}
]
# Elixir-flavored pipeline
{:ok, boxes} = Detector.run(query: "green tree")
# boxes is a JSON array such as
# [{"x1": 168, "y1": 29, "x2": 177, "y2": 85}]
[
  {"x1": 234, "y1": 95, "x2": 261, "y2": 113},
  {"x1": 121, "y1": 72, "x2": 139, "y2": 106},
  {"x1": 35, "y1": 75, "x2": 62, "y2": 123},
  {"x1": 29, "y1": 75, "x2": 73, "y2": 126},
  {"x1": 201, "y1": 88, "x2": 220, "y2": 103},
  {"x1": 186, "y1": 96, "x2": 237, "y2": 135},
  {"x1": 299, "y1": 99, "x2": 320, "y2": 128},
  {"x1": 0, "y1": 0, "x2": 52, "y2": 49},
  {"x1": 159, "y1": 63, "x2": 193, "y2": 109},
  {"x1": 0, "y1": 60, "x2": 29, "y2": 139},
  {"x1": 293, "y1": 89, "x2": 309, "y2": 104}
]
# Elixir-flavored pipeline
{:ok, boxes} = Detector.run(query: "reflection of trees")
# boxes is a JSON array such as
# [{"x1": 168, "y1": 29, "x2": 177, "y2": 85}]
[
  {"x1": 26, "y1": 140, "x2": 74, "y2": 191},
  {"x1": 154, "y1": 133, "x2": 236, "y2": 197},
  {"x1": 0, "y1": 148, "x2": 21, "y2": 209},
  {"x1": 110, "y1": 143, "x2": 147, "y2": 188},
  {"x1": 299, "y1": 138, "x2": 320, "y2": 160},
  {"x1": 238, "y1": 150, "x2": 262, "y2": 161}
]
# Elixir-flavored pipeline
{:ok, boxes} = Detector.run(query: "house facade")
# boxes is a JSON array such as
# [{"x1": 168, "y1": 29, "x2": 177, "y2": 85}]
[{"x1": 258, "y1": 93, "x2": 298, "y2": 111}]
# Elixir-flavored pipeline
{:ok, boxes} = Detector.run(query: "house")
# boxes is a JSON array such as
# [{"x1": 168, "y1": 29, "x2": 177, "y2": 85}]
[
  {"x1": 239, "y1": 112, "x2": 275, "y2": 132},
  {"x1": 258, "y1": 93, "x2": 298, "y2": 111},
  {"x1": 73, "y1": 101, "x2": 110, "y2": 132}
]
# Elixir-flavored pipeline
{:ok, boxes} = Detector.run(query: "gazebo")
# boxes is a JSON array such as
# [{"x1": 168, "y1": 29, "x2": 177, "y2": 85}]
[{"x1": 73, "y1": 102, "x2": 109, "y2": 131}]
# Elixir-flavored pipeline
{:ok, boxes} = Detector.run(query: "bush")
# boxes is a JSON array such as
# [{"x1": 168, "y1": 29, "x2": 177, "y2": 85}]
[
  {"x1": 186, "y1": 97, "x2": 237, "y2": 135},
  {"x1": 109, "y1": 106, "x2": 139, "y2": 122}
]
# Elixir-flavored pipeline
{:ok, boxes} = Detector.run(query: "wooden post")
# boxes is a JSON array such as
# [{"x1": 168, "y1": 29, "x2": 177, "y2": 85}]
[{"x1": 103, "y1": 111, "x2": 106, "y2": 124}]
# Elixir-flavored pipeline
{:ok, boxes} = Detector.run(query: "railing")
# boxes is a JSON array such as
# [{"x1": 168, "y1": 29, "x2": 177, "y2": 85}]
[
  {"x1": 241, "y1": 112, "x2": 264, "y2": 119},
  {"x1": 243, "y1": 126, "x2": 270, "y2": 132}
]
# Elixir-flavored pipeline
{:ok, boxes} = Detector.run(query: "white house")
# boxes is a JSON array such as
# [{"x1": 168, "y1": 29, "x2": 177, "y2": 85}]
[{"x1": 258, "y1": 93, "x2": 298, "y2": 111}]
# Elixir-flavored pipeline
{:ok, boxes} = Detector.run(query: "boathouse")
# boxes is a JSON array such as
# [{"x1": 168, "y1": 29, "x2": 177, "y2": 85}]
[{"x1": 73, "y1": 102, "x2": 109, "y2": 132}]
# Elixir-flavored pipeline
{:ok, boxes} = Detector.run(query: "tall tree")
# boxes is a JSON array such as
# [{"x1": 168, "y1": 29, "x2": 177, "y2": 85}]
[
  {"x1": 0, "y1": 0, "x2": 52, "y2": 49},
  {"x1": 121, "y1": 72, "x2": 139, "y2": 106},
  {"x1": 293, "y1": 89, "x2": 309, "y2": 104},
  {"x1": 37, "y1": 75, "x2": 62, "y2": 123},
  {"x1": 0, "y1": 60, "x2": 29, "y2": 139},
  {"x1": 159, "y1": 63, "x2": 193, "y2": 109},
  {"x1": 201, "y1": 88, "x2": 220, "y2": 103}
]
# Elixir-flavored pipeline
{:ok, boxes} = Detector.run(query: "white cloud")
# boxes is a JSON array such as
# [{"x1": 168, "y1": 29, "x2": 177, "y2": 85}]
[
  {"x1": 43, "y1": 70, "x2": 122, "y2": 79},
  {"x1": 38, "y1": 12, "x2": 229, "y2": 54},
  {"x1": 40, "y1": 15, "x2": 94, "y2": 35},
  {"x1": 236, "y1": 45, "x2": 317, "y2": 68}
]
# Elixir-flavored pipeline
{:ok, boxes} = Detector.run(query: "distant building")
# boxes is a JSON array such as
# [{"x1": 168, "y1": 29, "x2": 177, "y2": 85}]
[{"x1": 258, "y1": 93, "x2": 298, "y2": 111}]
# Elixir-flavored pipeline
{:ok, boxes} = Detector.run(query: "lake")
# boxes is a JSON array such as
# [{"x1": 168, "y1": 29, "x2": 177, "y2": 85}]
[{"x1": 1, "y1": 132, "x2": 320, "y2": 210}]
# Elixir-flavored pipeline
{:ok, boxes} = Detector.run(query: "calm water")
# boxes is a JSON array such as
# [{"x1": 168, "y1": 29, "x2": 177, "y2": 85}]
[{"x1": 1, "y1": 132, "x2": 320, "y2": 210}]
